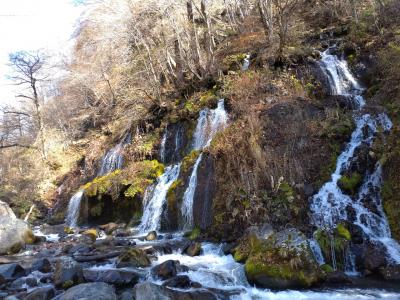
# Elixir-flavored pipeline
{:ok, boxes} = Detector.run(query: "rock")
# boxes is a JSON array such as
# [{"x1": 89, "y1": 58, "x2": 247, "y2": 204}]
[
  {"x1": 99, "y1": 223, "x2": 121, "y2": 235},
  {"x1": 25, "y1": 277, "x2": 38, "y2": 287},
  {"x1": 53, "y1": 257, "x2": 83, "y2": 288},
  {"x1": 145, "y1": 231, "x2": 157, "y2": 241},
  {"x1": 222, "y1": 242, "x2": 237, "y2": 255},
  {"x1": 113, "y1": 229, "x2": 130, "y2": 237},
  {"x1": 162, "y1": 275, "x2": 202, "y2": 289},
  {"x1": 94, "y1": 236, "x2": 115, "y2": 248},
  {"x1": 63, "y1": 227, "x2": 74, "y2": 234},
  {"x1": 114, "y1": 238, "x2": 134, "y2": 247},
  {"x1": 0, "y1": 263, "x2": 26, "y2": 280},
  {"x1": 133, "y1": 282, "x2": 218, "y2": 300},
  {"x1": 82, "y1": 229, "x2": 98, "y2": 242},
  {"x1": 242, "y1": 227, "x2": 324, "y2": 289},
  {"x1": 59, "y1": 282, "x2": 117, "y2": 300},
  {"x1": 116, "y1": 248, "x2": 151, "y2": 268},
  {"x1": 151, "y1": 260, "x2": 178, "y2": 280},
  {"x1": 0, "y1": 200, "x2": 35, "y2": 255},
  {"x1": 183, "y1": 242, "x2": 202, "y2": 256},
  {"x1": 325, "y1": 271, "x2": 353, "y2": 285},
  {"x1": 362, "y1": 241, "x2": 387, "y2": 271},
  {"x1": 24, "y1": 286, "x2": 55, "y2": 300},
  {"x1": 31, "y1": 258, "x2": 52, "y2": 273},
  {"x1": 74, "y1": 251, "x2": 121, "y2": 262},
  {"x1": 378, "y1": 266, "x2": 400, "y2": 281},
  {"x1": 83, "y1": 268, "x2": 139, "y2": 287},
  {"x1": 67, "y1": 243, "x2": 92, "y2": 255},
  {"x1": 119, "y1": 291, "x2": 134, "y2": 300}
]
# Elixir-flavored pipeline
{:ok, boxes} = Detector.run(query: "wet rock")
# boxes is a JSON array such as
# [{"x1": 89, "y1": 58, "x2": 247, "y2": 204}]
[
  {"x1": 74, "y1": 251, "x2": 121, "y2": 263},
  {"x1": 53, "y1": 257, "x2": 83, "y2": 288},
  {"x1": 151, "y1": 260, "x2": 178, "y2": 280},
  {"x1": 0, "y1": 200, "x2": 35, "y2": 255},
  {"x1": 25, "y1": 277, "x2": 38, "y2": 287},
  {"x1": 119, "y1": 290, "x2": 134, "y2": 300},
  {"x1": 31, "y1": 258, "x2": 52, "y2": 273},
  {"x1": 325, "y1": 271, "x2": 353, "y2": 285},
  {"x1": 82, "y1": 229, "x2": 98, "y2": 242},
  {"x1": 114, "y1": 238, "x2": 134, "y2": 247},
  {"x1": 99, "y1": 223, "x2": 122, "y2": 235},
  {"x1": 162, "y1": 275, "x2": 202, "y2": 289},
  {"x1": 67, "y1": 243, "x2": 92, "y2": 255},
  {"x1": 0, "y1": 274, "x2": 5, "y2": 285},
  {"x1": 112, "y1": 229, "x2": 130, "y2": 237},
  {"x1": 94, "y1": 237, "x2": 114, "y2": 248},
  {"x1": 362, "y1": 241, "x2": 387, "y2": 272},
  {"x1": 133, "y1": 282, "x2": 218, "y2": 300},
  {"x1": 59, "y1": 282, "x2": 117, "y2": 300},
  {"x1": 24, "y1": 286, "x2": 55, "y2": 300},
  {"x1": 83, "y1": 268, "x2": 140, "y2": 287},
  {"x1": 242, "y1": 228, "x2": 324, "y2": 289},
  {"x1": 145, "y1": 231, "x2": 157, "y2": 241},
  {"x1": 0, "y1": 263, "x2": 26, "y2": 280},
  {"x1": 183, "y1": 242, "x2": 202, "y2": 256},
  {"x1": 116, "y1": 248, "x2": 151, "y2": 268},
  {"x1": 378, "y1": 266, "x2": 400, "y2": 282},
  {"x1": 222, "y1": 242, "x2": 237, "y2": 255}
]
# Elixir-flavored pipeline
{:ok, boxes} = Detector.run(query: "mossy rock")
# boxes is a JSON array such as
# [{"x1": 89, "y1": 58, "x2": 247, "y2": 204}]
[
  {"x1": 336, "y1": 223, "x2": 351, "y2": 241},
  {"x1": 117, "y1": 248, "x2": 151, "y2": 268},
  {"x1": 321, "y1": 264, "x2": 334, "y2": 273},
  {"x1": 183, "y1": 227, "x2": 201, "y2": 241},
  {"x1": 64, "y1": 226, "x2": 75, "y2": 234},
  {"x1": 82, "y1": 229, "x2": 98, "y2": 242},
  {"x1": 338, "y1": 172, "x2": 362, "y2": 195},
  {"x1": 222, "y1": 53, "x2": 247, "y2": 71},
  {"x1": 243, "y1": 229, "x2": 324, "y2": 289},
  {"x1": 22, "y1": 229, "x2": 35, "y2": 244}
]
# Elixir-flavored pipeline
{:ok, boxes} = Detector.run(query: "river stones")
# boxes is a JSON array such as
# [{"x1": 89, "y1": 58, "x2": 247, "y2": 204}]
[
  {"x1": 24, "y1": 286, "x2": 55, "y2": 300},
  {"x1": 52, "y1": 257, "x2": 83, "y2": 288},
  {"x1": 162, "y1": 275, "x2": 202, "y2": 289},
  {"x1": 151, "y1": 260, "x2": 178, "y2": 280},
  {"x1": 31, "y1": 258, "x2": 52, "y2": 273},
  {"x1": 183, "y1": 242, "x2": 202, "y2": 256},
  {"x1": 83, "y1": 268, "x2": 140, "y2": 287},
  {"x1": 0, "y1": 263, "x2": 26, "y2": 280},
  {"x1": 145, "y1": 231, "x2": 158, "y2": 241},
  {"x1": 116, "y1": 248, "x2": 151, "y2": 268},
  {"x1": 59, "y1": 282, "x2": 117, "y2": 300}
]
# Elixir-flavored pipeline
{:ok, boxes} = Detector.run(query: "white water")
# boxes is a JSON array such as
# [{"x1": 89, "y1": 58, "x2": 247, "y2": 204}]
[
  {"x1": 65, "y1": 190, "x2": 84, "y2": 227},
  {"x1": 98, "y1": 134, "x2": 130, "y2": 176},
  {"x1": 311, "y1": 49, "x2": 400, "y2": 264},
  {"x1": 309, "y1": 239, "x2": 325, "y2": 265},
  {"x1": 242, "y1": 54, "x2": 251, "y2": 71},
  {"x1": 160, "y1": 129, "x2": 167, "y2": 163},
  {"x1": 153, "y1": 242, "x2": 400, "y2": 300},
  {"x1": 138, "y1": 163, "x2": 181, "y2": 233},
  {"x1": 181, "y1": 99, "x2": 228, "y2": 229},
  {"x1": 181, "y1": 153, "x2": 203, "y2": 229}
]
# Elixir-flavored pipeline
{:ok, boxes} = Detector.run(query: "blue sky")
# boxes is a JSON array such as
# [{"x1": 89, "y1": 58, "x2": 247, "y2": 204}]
[{"x1": 0, "y1": 0, "x2": 87, "y2": 105}]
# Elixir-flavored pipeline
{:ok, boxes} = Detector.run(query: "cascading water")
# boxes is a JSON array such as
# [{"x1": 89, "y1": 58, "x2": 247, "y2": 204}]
[
  {"x1": 98, "y1": 134, "x2": 131, "y2": 176},
  {"x1": 65, "y1": 190, "x2": 84, "y2": 227},
  {"x1": 160, "y1": 129, "x2": 167, "y2": 163},
  {"x1": 181, "y1": 99, "x2": 228, "y2": 229},
  {"x1": 310, "y1": 48, "x2": 400, "y2": 266},
  {"x1": 138, "y1": 163, "x2": 181, "y2": 233},
  {"x1": 242, "y1": 54, "x2": 250, "y2": 71}
]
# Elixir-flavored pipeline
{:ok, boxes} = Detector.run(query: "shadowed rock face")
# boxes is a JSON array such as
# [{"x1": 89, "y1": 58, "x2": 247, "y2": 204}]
[
  {"x1": 193, "y1": 153, "x2": 216, "y2": 230},
  {"x1": 161, "y1": 122, "x2": 191, "y2": 165}
]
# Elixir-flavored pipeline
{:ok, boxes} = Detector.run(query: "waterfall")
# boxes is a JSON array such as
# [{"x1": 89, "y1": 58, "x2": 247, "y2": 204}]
[
  {"x1": 181, "y1": 99, "x2": 228, "y2": 229},
  {"x1": 181, "y1": 153, "x2": 203, "y2": 229},
  {"x1": 242, "y1": 54, "x2": 251, "y2": 71},
  {"x1": 98, "y1": 134, "x2": 131, "y2": 176},
  {"x1": 65, "y1": 190, "x2": 84, "y2": 227},
  {"x1": 309, "y1": 239, "x2": 325, "y2": 265},
  {"x1": 311, "y1": 48, "x2": 400, "y2": 265},
  {"x1": 138, "y1": 163, "x2": 181, "y2": 233},
  {"x1": 160, "y1": 129, "x2": 167, "y2": 163}
]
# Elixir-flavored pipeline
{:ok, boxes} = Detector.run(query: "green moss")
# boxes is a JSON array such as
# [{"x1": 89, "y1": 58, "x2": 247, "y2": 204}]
[
  {"x1": 315, "y1": 229, "x2": 348, "y2": 270},
  {"x1": 62, "y1": 280, "x2": 74, "y2": 289},
  {"x1": 336, "y1": 223, "x2": 351, "y2": 241},
  {"x1": 181, "y1": 150, "x2": 200, "y2": 173},
  {"x1": 184, "y1": 227, "x2": 201, "y2": 240},
  {"x1": 83, "y1": 170, "x2": 122, "y2": 198},
  {"x1": 321, "y1": 264, "x2": 334, "y2": 273},
  {"x1": 222, "y1": 53, "x2": 247, "y2": 71},
  {"x1": 166, "y1": 179, "x2": 182, "y2": 209},
  {"x1": 338, "y1": 172, "x2": 362, "y2": 195}
]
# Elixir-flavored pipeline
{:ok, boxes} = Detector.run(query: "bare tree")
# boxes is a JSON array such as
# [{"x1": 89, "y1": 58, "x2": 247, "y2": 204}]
[{"x1": 258, "y1": 0, "x2": 274, "y2": 42}]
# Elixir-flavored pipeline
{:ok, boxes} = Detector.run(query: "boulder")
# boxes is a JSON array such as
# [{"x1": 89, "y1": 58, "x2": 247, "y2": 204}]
[
  {"x1": 0, "y1": 263, "x2": 26, "y2": 280},
  {"x1": 82, "y1": 229, "x2": 98, "y2": 242},
  {"x1": 83, "y1": 268, "x2": 140, "y2": 287},
  {"x1": 24, "y1": 287, "x2": 55, "y2": 300},
  {"x1": 145, "y1": 231, "x2": 157, "y2": 241},
  {"x1": 0, "y1": 200, "x2": 35, "y2": 255},
  {"x1": 240, "y1": 227, "x2": 324, "y2": 289},
  {"x1": 162, "y1": 275, "x2": 202, "y2": 289},
  {"x1": 151, "y1": 260, "x2": 178, "y2": 280},
  {"x1": 31, "y1": 258, "x2": 52, "y2": 273},
  {"x1": 183, "y1": 242, "x2": 202, "y2": 257},
  {"x1": 378, "y1": 266, "x2": 400, "y2": 282},
  {"x1": 133, "y1": 282, "x2": 218, "y2": 300},
  {"x1": 325, "y1": 271, "x2": 354, "y2": 285},
  {"x1": 99, "y1": 223, "x2": 122, "y2": 235},
  {"x1": 52, "y1": 257, "x2": 83, "y2": 288},
  {"x1": 59, "y1": 282, "x2": 117, "y2": 300},
  {"x1": 362, "y1": 241, "x2": 387, "y2": 272},
  {"x1": 116, "y1": 248, "x2": 151, "y2": 268}
]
